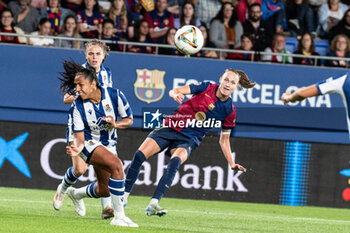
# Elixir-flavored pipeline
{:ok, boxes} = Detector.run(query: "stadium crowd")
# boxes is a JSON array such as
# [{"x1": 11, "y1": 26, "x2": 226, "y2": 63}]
[{"x1": 1, "y1": 0, "x2": 350, "y2": 67}]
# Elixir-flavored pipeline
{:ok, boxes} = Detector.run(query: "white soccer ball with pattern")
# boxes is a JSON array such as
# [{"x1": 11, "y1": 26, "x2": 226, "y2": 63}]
[{"x1": 174, "y1": 25, "x2": 204, "y2": 55}]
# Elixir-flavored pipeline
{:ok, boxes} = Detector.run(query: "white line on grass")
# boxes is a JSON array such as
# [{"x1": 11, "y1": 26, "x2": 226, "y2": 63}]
[{"x1": 1, "y1": 198, "x2": 349, "y2": 224}]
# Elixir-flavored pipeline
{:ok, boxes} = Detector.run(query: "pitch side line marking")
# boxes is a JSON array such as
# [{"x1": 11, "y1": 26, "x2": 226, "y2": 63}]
[{"x1": 0, "y1": 198, "x2": 350, "y2": 224}]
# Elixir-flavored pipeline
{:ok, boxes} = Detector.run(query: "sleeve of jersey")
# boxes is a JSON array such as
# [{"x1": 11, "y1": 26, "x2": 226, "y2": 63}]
[
  {"x1": 72, "y1": 105, "x2": 84, "y2": 132},
  {"x1": 108, "y1": 68, "x2": 113, "y2": 88},
  {"x1": 316, "y1": 73, "x2": 347, "y2": 95},
  {"x1": 116, "y1": 90, "x2": 132, "y2": 118},
  {"x1": 222, "y1": 105, "x2": 236, "y2": 129},
  {"x1": 189, "y1": 82, "x2": 211, "y2": 95}
]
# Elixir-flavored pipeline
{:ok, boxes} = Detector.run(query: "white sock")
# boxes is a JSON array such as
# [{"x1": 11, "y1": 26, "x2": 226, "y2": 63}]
[
  {"x1": 150, "y1": 198, "x2": 158, "y2": 206},
  {"x1": 101, "y1": 196, "x2": 111, "y2": 209},
  {"x1": 73, "y1": 186, "x2": 89, "y2": 200},
  {"x1": 124, "y1": 192, "x2": 130, "y2": 200},
  {"x1": 111, "y1": 194, "x2": 125, "y2": 218}
]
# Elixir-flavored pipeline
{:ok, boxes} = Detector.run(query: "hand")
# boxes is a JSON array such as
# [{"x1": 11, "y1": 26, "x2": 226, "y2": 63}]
[
  {"x1": 66, "y1": 144, "x2": 80, "y2": 157},
  {"x1": 231, "y1": 163, "x2": 246, "y2": 172},
  {"x1": 281, "y1": 91, "x2": 293, "y2": 104},
  {"x1": 170, "y1": 90, "x2": 185, "y2": 104},
  {"x1": 103, "y1": 116, "x2": 116, "y2": 128}
]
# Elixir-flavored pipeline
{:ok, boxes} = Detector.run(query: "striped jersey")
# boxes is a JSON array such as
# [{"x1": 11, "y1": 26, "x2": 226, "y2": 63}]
[
  {"x1": 70, "y1": 87, "x2": 132, "y2": 147},
  {"x1": 316, "y1": 72, "x2": 350, "y2": 137},
  {"x1": 164, "y1": 82, "x2": 236, "y2": 145},
  {"x1": 83, "y1": 62, "x2": 112, "y2": 88}
]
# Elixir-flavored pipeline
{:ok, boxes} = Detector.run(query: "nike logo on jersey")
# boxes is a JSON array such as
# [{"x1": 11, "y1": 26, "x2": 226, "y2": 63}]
[{"x1": 205, "y1": 93, "x2": 211, "y2": 98}]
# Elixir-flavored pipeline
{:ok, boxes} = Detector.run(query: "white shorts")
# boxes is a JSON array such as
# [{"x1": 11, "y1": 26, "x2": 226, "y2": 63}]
[{"x1": 79, "y1": 140, "x2": 117, "y2": 163}]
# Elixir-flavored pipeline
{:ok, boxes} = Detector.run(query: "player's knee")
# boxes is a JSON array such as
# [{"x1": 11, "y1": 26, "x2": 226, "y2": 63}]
[{"x1": 109, "y1": 157, "x2": 124, "y2": 174}]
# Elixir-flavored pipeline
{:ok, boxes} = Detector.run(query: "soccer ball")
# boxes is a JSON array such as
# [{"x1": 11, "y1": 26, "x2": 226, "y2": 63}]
[{"x1": 174, "y1": 25, "x2": 204, "y2": 55}]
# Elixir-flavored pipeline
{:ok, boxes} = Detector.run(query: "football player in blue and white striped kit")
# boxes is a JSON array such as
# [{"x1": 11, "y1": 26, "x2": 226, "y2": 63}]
[
  {"x1": 58, "y1": 60, "x2": 138, "y2": 227},
  {"x1": 282, "y1": 72, "x2": 350, "y2": 136},
  {"x1": 53, "y1": 40, "x2": 116, "y2": 220}
]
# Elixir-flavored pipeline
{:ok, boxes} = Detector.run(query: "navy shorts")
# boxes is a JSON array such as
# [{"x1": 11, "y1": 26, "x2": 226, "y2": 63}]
[{"x1": 148, "y1": 127, "x2": 198, "y2": 157}]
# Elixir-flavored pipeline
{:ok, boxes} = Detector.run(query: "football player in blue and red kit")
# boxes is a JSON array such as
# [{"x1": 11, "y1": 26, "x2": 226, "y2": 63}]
[{"x1": 123, "y1": 68, "x2": 256, "y2": 216}]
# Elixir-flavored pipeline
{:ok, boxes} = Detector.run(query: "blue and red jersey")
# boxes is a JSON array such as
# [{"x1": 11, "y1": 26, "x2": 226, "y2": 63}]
[
  {"x1": 164, "y1": 82, "x2": 236, "y2": 145},
  {"x1": 143, "y1": 9, "x2": 174, "y2": 43},
  {"x1": 77, "y1": 10, "x2": 103, "y2": 38}
]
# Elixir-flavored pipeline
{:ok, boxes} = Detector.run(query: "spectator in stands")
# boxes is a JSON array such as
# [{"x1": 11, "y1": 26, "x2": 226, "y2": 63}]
[
  {"x1": 158, "y1": 27, "x2": 180, "y2": 55},
  {"x1": 60, "y1": 0, "x2": 82, "y2": 13},
  {"x1": 107, "y1": 0, "x2": 134, "y2": 40},
  {"x1": 0, "y1": 0, "x2": 7, "y2": 11},
  {"x1": 128, "y1": 19, "x2": 154, "y2": 54},
  {"x1": 325, "y1": 33, "x2": 350, "y2": 67},
  {"x1": 329, "y1": 9, "x2": 350, "y2": 42},
  {"x1": 194, "y1": 0, "x2": 221, "y2": 28},
  {"x1": 236, "y1": 0, "x2": 261, "y2": 23},
  {"x1": 31, "y1": 0, "x2": 47, "y2": 9},
  {"x1": 210, "y1": 2, "x2": 243, "y2": 50},
  {"x1": 77, "y1": 0, "x2": 103, "y2": 38},
  {"x1": 227, "y1": 33, "x2": 256, "y2": 60},
  {"x1": 174, "y1": 2, "x2": 201, "y2": 29},
  {"x1": 55, "y1": 14, "x2": 82, "y2": 49},
  {"x1": 29, "y1": 17, "x2": 55, "y2": 46},
  {"x1": 261, "y1": 0, "x2": 287, "y2": 33},
  {"x1": 100, "y1": 18, "x2": 122, "y2": 51},
  {"x1": 285, "y1": 0, "x2": 315, "y2": 37},
  {"x1": 38, "y1": 0, "x2": 74, "y2": 36},
  {"x1": 293, "y1": 32, "x2": 320, "y2": 66},
  {"x1": 262, "y1": 32, "x2": 293, "y2": 63},
  {"x1": 317, "y1": 0, "x2": 348, "y2": 39},
  {"x1": 174, "y1": 1, "x2": 201, "y2": 29},
  {"x1": 194, "y1": 23, "x2": 218, "y2": 58},
  {"x1": 243, "y1": 3, "x2": 272, "y2": 51},
  {"x1": 8, "y1": 0, "x2": 39, "y2": 33},
  {"x1": 143, "y1": 0, "x2": 174, "y2": 43},
  {"x1": 0, "y1": 8, "x2": 27, "y2": 44}
]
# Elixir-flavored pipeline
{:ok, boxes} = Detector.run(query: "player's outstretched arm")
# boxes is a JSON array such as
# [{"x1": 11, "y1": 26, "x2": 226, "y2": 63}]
[
  {"x1": 66, "y1": 132, "x2": 85, "y2": 157},
  {"x1": 219, "y1": 129, "x2": 246, "y2": 172},
  {"x1": 281, "y1": 85, "x2": 319, "y2": 104},
  {"x1": 169, "y1": 85, "x2": 191, "y2": 104},
  {"x1": 102, "y1": 115, "x2": 133, "y2": 129}
]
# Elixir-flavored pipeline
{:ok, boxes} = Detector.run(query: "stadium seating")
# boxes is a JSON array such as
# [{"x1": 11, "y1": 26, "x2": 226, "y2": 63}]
[{"x1": 285, "y1": 37, "x2": 329, "y2": 56}]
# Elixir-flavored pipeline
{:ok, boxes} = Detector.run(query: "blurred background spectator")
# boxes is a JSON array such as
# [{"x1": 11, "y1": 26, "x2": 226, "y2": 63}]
[
  {"x1": 39, "y1": 0, "x2": 74, "y2": 36},
  {"x1": 236, "y1": 0, "x2": 261, "y2": 23},
  {"x1": 8, "y1": 0, "x2": 39, "y2": 33},
  {"x1": 226, "y1": 33, "x2": 256, "y2": 60},
  {"x1": 0, "y1": 8, "x2": 26, "y2": 44},
  {"x1": 106, "y1": 0, "x2": 134, "y2": 40},
  {"x1": 144, "y1": 0, "x2": 174, "y2": 43},
  {"x1": 128, "y1": 19, "x2": 154, "y2": 53},
  {"x1": 329, "y1": 9, "x2": 350, "y2": 42},
  {"x1": 262, "y1": 32, "x2": 293, "y2": 63},
  {"x1": 193, "y1": 23, "x2": 218, "y2": 58},
  {"x1": 77, "y1": 0, "x2": 103, "y2": 38},
  {"x1": 60, "y1": 0, "x2": 82, "y2": 13},
  {"x1": 55, "y1": 14, "x2": 82, "y2": 49},
  {"x1": 174, "y1": 1, "x2": 201, "y2": 29},
  {"x1": 210, "y1": 1, "x2": 243, "y2": 50},
  {"x1": 100, "y1": 18, "x2": 122, "y2": 51},
  {"x1": 29, "y1": 17, "x2": 55, "y2": 46},
  {"x1": 194, "y1": 0, "x2": 221, "y2": 28},
  {"x1": 31, "y1": 0, "x2": 47, "y2": 9},
  {"x1": 293, "y1": 32, "x2": 320, "y2": 66},
  {"x1": 316, "y1": 0, "x2": 348, "y2": 39},
  {"x1": 325, "y1": 33, "x2": 350, "y2": 67},
  {"x1": 243, "y1": 3, "x2": 273, "y2": 51},
  {"x1": 261, "y1": 0, "x2": 287, "y2": 33},
  {"x1": 158, "y1": 26, "x2": 180, "y2": 55},
  {"x1": 285, "y1": 0, "x2": 315, "y2": 37}
]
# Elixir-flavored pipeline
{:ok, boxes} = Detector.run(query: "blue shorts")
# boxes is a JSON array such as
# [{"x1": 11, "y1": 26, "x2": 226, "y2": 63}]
[{"x1": 148, "y1": 127, "x2": 198, "y2": 157}]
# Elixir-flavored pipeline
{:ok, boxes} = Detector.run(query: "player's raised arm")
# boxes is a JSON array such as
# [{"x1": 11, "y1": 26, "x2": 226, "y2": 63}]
[
  {"x1": 219, "y1": 129, "x2": 246, "y2": 172},
  {"x1": 169, "y1": 85, "x2": 191, "y2": 104},
  {"x1": 281, "y1": 85, "x2": 319, "y2": 104}
]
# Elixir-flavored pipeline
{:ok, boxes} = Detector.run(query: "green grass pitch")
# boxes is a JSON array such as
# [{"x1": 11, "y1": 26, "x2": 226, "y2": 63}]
[{"x1": 0, "y1": 187, "x2": 350, "y2": 233}]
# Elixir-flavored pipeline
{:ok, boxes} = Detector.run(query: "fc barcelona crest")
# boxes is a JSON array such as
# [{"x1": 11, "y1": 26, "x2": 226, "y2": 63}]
[{"x1": 134, "y1": 69, "x2": 166, "y2": 104}]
